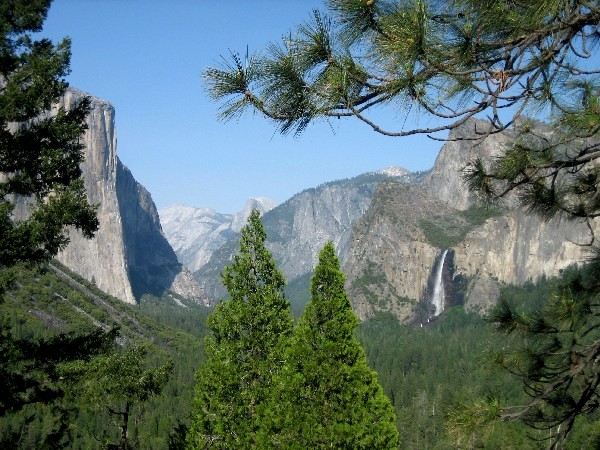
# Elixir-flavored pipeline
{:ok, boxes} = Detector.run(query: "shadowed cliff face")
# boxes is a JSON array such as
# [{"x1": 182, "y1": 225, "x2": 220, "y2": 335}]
[
  {"x1": 116, "y1": 161, "x2": 205, "y2": 302},
  {"x1": 54, "y1": 88, "x2": 207, "y2": 305},
  {"x1": 54, "y1": 89, "x2": 135, "y2": 304}
]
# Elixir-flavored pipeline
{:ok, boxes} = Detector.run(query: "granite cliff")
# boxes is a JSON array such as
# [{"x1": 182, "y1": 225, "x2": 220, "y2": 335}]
[
  {"x1": 54, "y1": 89, "x2": 207, "y2": 305},
  {"x1": 344, "y1": 182, "x2": 459, "y2": 321},
  {"x1": 159, "y1": 117, "x2": 595, "y2": 321},
  {"x1": 345, "y1": 120, "x2": 598, "y2": 321}
]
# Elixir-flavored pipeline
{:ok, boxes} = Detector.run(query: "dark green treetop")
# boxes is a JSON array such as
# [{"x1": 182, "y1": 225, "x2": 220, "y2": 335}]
[
  {"x1": 260, "y1": 242, "x2": 399, "y2": 449},
  {"x1": 0, "y1": 0, "x2": 97, "y2": 291},
  {"x1": 0, "y1": 2, "x2": 109, "y2": 445},
  {"x1": 187, "y1": 209, "x2": 294, "y2": 449},
  {"x1": 59, "y1": 345, "x2": 173, "y2": 450}
]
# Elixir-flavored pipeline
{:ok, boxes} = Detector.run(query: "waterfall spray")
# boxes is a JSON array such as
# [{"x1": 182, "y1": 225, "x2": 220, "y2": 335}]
[{"x1": 431, "y1": 250, "x2": 448, "y2": 316}]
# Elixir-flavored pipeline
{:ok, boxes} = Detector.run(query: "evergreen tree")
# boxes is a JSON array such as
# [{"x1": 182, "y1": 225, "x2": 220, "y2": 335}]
[
  {"x1": 187, "y1": 209, "x2": 294, "y2": 449},
  {"x1": 0, "y1": 3, "x2": 111, "y2": 438},
  {"x1": 260, "y1": 242, "x2": 399, "y2": 449},
  {"x1": 204, "y1": 2, "x2": 600, "y2": 445},
  {"x1": 0, "y1": 326, "x2": 118, "y2": 416},
  {"x1": 59, "y1": 345, "x2": 173, "y2": 450},
  {"x1": 0, "y1": 0, "x2": 97, "y2": 293}
]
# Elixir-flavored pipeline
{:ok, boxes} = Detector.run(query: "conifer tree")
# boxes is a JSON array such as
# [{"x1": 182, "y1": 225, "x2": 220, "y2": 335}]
[
  {"x1": 187, "y1": 209, "x2": 294, "y2": 449},
  {"x1": 0, "y1": 0, "x2": 98, "y2": 292},
  {"x1": 0, "y1": 3, "x2": 110, "y2": 441},
  {"x1": 260, "y1": 242, "x2": 399, "y2": 449},
  {"x1": 59, "y1": 345, "x2": 173, "y2": 450},
  {"x1": 205, "y1": 2, "x2": 600, "y2": 445}
]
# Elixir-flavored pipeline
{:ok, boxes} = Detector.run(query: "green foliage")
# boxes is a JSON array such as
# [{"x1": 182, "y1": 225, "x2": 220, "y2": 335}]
[
  {"x1": 418, "y1": 217, "x2": 465, "y2": 249},
  {"x1": 0, "y1": 0, "x2": 97, "y2": 282},
  {"x1": 187, "y1": 210, "x2": 294, "y2": 449},
  {"x1": 60, "y1": 346, "x2": 173, "y2": 449},
  {"x1": 139, "y1": 293, "x2": 211, "y2": 341},
  {"x1": 61, "y1": 346, "x2": 173, "y2": 409},
  {"x1": 0, "y1": 322, "x2": 117, "y2": 417},
  {"x1": 419, "y1": 205, "x2": 504, "y2": 249},
  {"x1": 205, "y1": 0, "x2": 598, "y2": 142},
  {"x1": 0, "y1": 263, "x2": 207, "y2": 449},
  {"x1": 0, "y1": 5, "x2": 101, "y2": 442},
  {"x1": 205, "y1": 3, "x2": 600, "y2": 442},
  {"x1": 486, "y1": 260, "x2": 600, "y2": 448},
  {"x1": 357, "y1": 307, "x2": 548, "y2": 449},
  {"x1": 260, "y1": 242, "x2": 399, "y2": 449}
]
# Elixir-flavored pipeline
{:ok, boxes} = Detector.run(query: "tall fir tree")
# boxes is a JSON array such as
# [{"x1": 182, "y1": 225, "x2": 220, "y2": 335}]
[
  {"x1": 0, "y1": 3, "x2": 114, "y2": 445},
  {"x1": 260, "y1": 242, "x2": 399, "y2": 449},
  {"x1": 204, "y1": 2, "x2": 600, "y2": 444},
  {"x1": 0, "y1": 0, "x2": 98, "y2": 292},
  {"x1": 187, "y1": 209, "x2": 294, "y2": 449},
  {"x1": 59, "y1": 346, "x2": 173, "y2": 450}
]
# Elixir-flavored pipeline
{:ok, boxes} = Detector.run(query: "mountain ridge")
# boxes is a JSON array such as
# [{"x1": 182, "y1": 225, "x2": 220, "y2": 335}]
[{"x1": 165, "y1": 119, "x2": 597, "y2": 322}]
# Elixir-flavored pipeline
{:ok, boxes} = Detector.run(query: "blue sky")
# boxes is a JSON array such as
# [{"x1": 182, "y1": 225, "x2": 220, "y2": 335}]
[{"x1": 40, "y1": 0, "x2": 443, "y2": 214}]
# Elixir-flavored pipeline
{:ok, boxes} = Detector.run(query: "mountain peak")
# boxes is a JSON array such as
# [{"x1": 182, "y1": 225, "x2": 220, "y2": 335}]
[
  {"x1": 231, "y1": 197, "x2": 278, "y2": 232},
  {"x1": 373, "y1": 166, "x2": 411, "y2": 177}
]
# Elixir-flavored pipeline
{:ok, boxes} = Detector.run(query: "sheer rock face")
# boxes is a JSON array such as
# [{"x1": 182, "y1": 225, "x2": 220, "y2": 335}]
[
  {"x1": 266, "y1": 181, "x2": 377, "y2": 279},
  {"x1": 55, "y1": 89, "x2": 135, "y2": 304},
  {"x1": 55, "y1": 89, "x2": 207, "y2": 305},
  {"x1": 345, "y1": 120, "x2": 598, "y2": 321},
  {"x1": 422, "y1": 119, "x2": 512, "y2": 211},
  {"x1": 454, "y1": 210, "x2": 596, "y2": 313},
  {"x1": 343, "y1": 183, "x2": 443, "y2": 322},
  {"x1": 194, "y1": 176, "x2": 383, "y2": 303}
]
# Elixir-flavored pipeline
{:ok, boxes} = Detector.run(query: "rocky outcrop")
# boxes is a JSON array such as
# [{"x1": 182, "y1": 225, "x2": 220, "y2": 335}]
[
  {"x1": 158, "y1": 116, "x2": 595, "y2": 321},
  {"x1": 345, "y1": 120, "x2": 598, "y2": 321},
  {"x1": 344, "y1": 182, "x2": 463, "y2": 321},
  {"x1": 55, "y1": 89, "x2": 207, "y2": 305},
  {"x1": 455, "y1": 209, "x2": 596, "y2": 313},
  {"x1": 54, "y1": 89, "x2": 135, "y2": 304},
  {"x1": 422, "y1": 119, "x2": 512, "y2": 210},
  {"x1": 266, "y1": 178, "x2": 378, "y2": 278},
  {"x1": 231, "y1": 197, "x2": 277, "y2": 232}
]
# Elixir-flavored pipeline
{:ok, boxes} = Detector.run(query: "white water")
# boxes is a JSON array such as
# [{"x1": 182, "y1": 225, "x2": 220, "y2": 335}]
[{"x1": 431, "y1": 250, "x2": 448, "y2": 316}]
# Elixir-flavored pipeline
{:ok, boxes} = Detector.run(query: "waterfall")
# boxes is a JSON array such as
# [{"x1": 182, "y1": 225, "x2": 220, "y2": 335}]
[{"x1": 431, "y1": 249, "x2": 448, "y2": 316}]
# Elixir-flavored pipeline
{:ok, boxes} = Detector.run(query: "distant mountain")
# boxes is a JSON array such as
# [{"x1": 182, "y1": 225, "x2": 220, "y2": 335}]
[
  {"x1": 56, "y1": 88, "x2": 592, "y2": 321},
  {"x1": 159, "y1": 197, "x2": 276, "y2": 274},
  {"x1": 165, "y1": 119, "x2": 597, "y2": 324},
  {"x1": 158, "y1": 205, "x2": 234, "y2": 274},
  {"x1": 345, "y1": 119, "x2": 599, "y2": 321},
  {"x1": 188, "y1": 171, "x2": 410, "y2": 307},
  {"x1": 372, "y1": 166, "x2": 411, "y2": 178},
  {"x1": 230, "y1": 197, "x2": 277, "y2": 232}
]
